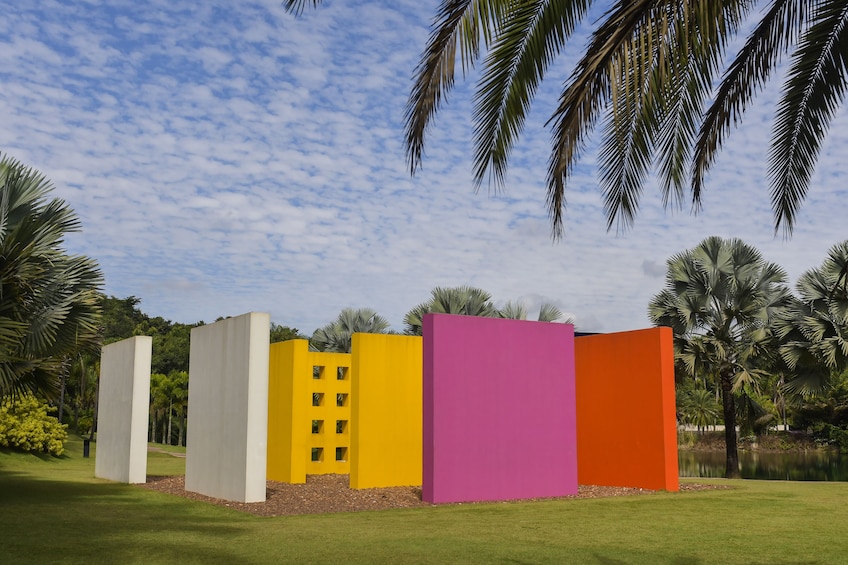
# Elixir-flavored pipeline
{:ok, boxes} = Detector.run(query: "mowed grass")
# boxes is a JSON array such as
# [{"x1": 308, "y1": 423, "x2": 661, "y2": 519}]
[{"x1": 3, "y1": 436, "x2": 848, "y2": 564}]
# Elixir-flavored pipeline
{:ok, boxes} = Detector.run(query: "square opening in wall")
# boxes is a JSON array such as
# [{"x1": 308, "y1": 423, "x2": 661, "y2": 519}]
[
  {"x1": 336, "y1": 420, "x2": 348, "y2": 434},
  {"x1": 336, "y1": 393, "x2": 348, "y2": 407},
  {"x1": 335, "y1": 447, "x2": 347, "y2": 462},
  {"x1": 337, "y1": 367, "x2": 348, "y2": 380},
  {"x1": 313, "y1": 366, "x2": 324, "y2": 379},
  {"x1": 311, "y1": 447, "x2": 323, "y2": 462},
  {"x1": 311, "y1": 420, "x2": 323, "y2": 434},
  {"x1": 312, "y1": 393, "x2": 324, "y2": 407}
]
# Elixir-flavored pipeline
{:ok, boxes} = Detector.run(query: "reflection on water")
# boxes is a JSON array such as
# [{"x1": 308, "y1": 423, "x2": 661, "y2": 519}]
[{"x1": 679, "y1": 450, "x2": 848, "y2": 481}]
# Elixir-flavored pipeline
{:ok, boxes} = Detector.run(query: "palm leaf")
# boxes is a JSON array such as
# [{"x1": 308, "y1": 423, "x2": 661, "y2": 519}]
[
  {"x1": 405, "y1": 0, "x2": 508, "y2": 175},
  {"x1": 693, "y1": 0, "x2": 810, "y2": 203},
  {"x1": 769, "y1": 0, "x2": 848, "y2": 235},
  {"x1": 473, "y1": 0, "x2": 590, "y2": 189}
]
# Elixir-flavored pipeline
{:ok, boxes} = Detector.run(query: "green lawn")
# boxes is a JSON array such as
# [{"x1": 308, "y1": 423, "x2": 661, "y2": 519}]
[{"x1": 3, "y1": 436, "x2": 848, "y2": 564}]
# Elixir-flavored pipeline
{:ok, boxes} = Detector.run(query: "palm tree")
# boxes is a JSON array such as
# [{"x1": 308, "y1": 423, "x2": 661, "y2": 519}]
[
  {"x1": 310, "y1": 307, "x2": 391, "y2": 353},
  {"x1": 498, "y1": 300, "x2": 574, "y2": 323},
  {"x1": 403, "y1": 286, "x2": 498, "y2": 335},
  {"x1": 286, "y1": 1, "x2": 844, "y2": 236},
  {"x1": 0, "y1": 155, "x2": 103, "y2": 399},
  {"x1": 775, "y1": 240, "x2": 848, "y2": 396},
  {"x1": 648, "y1": 236, "x2": 790, "y2": 478},
  {"x1": 678, "y1": 388, "x2": 721, "y2": 433}
]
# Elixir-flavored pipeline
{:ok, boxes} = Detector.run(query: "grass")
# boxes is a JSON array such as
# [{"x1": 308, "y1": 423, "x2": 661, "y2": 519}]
[{"x1": 3, "y1": 436, "x2": 848, "y2": 564}]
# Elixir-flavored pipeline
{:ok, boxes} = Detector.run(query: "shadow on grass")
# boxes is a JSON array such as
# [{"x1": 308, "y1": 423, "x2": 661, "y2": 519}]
[
  {"x1": 0, "y1": 445, "x2": 60, "y2": 461},
  {"x1": 0, "y1": 467, "x2": 254, "y2": 564}
]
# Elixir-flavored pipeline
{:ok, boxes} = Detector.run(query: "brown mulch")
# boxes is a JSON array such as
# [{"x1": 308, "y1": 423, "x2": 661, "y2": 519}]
[{"x1": 139, "y1": 474, "x2": 729, "y2": 517}]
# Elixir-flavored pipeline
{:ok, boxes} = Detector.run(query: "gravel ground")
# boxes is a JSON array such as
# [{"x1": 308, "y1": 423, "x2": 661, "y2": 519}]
[{"x1": 139, "y1": 474, "x2": 728, "y2": 517}]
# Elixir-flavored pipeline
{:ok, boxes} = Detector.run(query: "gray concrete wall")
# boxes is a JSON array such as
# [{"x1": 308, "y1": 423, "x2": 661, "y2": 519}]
[
  {"x1": 95, "y1": 336, "x2": 153, "y2": 484},
  {"x1": 185, "y1": 312, "x2": 270, "y2": 502}
]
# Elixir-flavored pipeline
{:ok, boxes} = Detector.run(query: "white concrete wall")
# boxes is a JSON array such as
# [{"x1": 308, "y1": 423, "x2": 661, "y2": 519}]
[
  {"x1": 185, "y1": 312, "x2": 270, "y2": 503},
  {"x1": 95, "y1": 336, "x2": 153, "y2": 484}
]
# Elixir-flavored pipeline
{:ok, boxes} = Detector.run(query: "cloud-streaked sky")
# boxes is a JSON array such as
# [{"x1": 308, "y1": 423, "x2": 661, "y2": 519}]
[{"x1": 1, "y1": 1, "x2": 845, "y2": 334}]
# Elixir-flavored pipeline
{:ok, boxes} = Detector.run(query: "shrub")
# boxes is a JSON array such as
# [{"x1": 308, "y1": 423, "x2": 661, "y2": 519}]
[{"x1": 0, "y1": 394, "x2": 67, "y2": 455}]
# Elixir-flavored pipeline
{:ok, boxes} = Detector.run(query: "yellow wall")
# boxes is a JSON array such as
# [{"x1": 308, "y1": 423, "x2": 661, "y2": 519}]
[
  {"x1": 267, "y1": 340, "x2": 352, "y2": 483},
  {"x1": 350, "y1": 333, "x2": 423, "y2": 489}
]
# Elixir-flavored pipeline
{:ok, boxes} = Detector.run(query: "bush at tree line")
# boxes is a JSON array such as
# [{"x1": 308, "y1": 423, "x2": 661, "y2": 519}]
[{"x1": 0, "y1": 395, "x2": 67, "y2": 456}]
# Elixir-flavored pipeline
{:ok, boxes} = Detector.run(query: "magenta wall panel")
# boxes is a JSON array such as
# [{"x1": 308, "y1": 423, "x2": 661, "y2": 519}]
[{"x1": 422, "y1": 313, "x2": 577, "y2": 503}]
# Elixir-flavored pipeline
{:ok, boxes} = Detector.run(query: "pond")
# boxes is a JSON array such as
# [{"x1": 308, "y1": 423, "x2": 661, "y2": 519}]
[{"x1": 679, "y1": 450, "x2": 848, "y2": 481}]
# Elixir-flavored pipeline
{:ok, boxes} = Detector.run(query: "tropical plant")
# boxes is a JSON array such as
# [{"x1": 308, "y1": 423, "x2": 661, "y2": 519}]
[
  {"x1": 311, "y1": 308, "x2": 391, "y2": 353},
  {"x1": 775, "y1": 240, "x2": 848, "y2": 396},
  {"x1": 649, "y1": 236, "x2": 790, "y2": 477},
  {"x1": 677, "y1": 387, "x2": 721, "y2": 433},
  {"x1": 403, "y1": 286, "x2": 498, "y2": 335},
  {"x1": 0, "y1": 393, "x2": 68, "y2": 455},
  {"x1": 498, "y1": 300, "x2": 573, "y2": 323},
  {"x1": 0, "y1": 155, "x2": 103, "y2": 399},
  {"x1": 60, "y1": 352, "x2": 100, "y2": 435},
  {"x1": 286, "y1": 1, "x2": 845, "y2": 236}
]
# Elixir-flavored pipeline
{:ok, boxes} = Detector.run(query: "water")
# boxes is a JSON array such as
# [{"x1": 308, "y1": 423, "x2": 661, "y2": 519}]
[{"x1": 679, "y1": 450, "x2": 848, "y2": 481}]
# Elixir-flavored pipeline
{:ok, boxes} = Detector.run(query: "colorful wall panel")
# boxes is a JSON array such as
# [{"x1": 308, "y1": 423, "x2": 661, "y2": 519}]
[
  {"x1": 95, "y1": 336, "x2": 152, "y2": 484},
  {"x1": 350, "y1": 333, "x2": 423, "y2": 489},
  {"x1": 185, "y1": 312, "x2": 270, "y2": 503},
  {"x1": 267, "y1": 340, "x2": 307, "y2": 484},
  {"x1": 422, "y1": 314, "x2": 578, "y2": 504},
  {"x1": 575, "y1": 327, "x2": 679, "y2": 491},
  {"x1": 267, "y1": 339, "x2": 351, "y2": 483}
]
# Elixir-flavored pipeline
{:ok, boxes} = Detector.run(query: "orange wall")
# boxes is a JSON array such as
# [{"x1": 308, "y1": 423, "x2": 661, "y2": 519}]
[{"x1": 575, "y1": 327, "x2": 678, "y2": 491}]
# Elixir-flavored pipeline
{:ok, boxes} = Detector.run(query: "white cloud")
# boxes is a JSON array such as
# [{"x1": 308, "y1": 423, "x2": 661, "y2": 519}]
[{"x1": 0, "y1": 0, "x2": 845, "y2": 336}]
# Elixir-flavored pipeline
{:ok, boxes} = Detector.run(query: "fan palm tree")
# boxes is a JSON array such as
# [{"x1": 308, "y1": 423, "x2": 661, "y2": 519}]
[
  {"x1": 649, "y1": 236, "x2": 790, "y2": 478},
  {"x1": 775, "y1": 240, "x2": 848, "y2": 396},
  {"x1": 498, "y1": 300, "x2": 574, "y2": 323},
  {"x1": 403, "y1": 285, "x2": 498, "y2": 335},
  {"x1": 310, "y1": 307, "x2": 391, "y2": 353},
  {"x1": 0, "y1": 155, "x2": 103, "y2": 399},
  {"x1": 285, "y1": 0, "x2": 845, "y2": 236}
]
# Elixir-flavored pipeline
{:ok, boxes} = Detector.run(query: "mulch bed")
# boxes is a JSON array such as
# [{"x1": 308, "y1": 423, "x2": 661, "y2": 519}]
[{"x1": 139, "y1": 474, "x2": 729, "y2": 517}]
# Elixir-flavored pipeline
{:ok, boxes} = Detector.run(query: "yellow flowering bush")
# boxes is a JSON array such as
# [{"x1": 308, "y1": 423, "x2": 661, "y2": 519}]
[{"x1": 0, "y1": 394, "x2": 67, "y2": 456}]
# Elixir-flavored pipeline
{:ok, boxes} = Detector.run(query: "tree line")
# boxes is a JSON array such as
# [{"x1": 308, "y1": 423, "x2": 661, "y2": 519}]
[
  {"x1": 653, "y1": 237, "x2": 848, "y2": 477},
  {"x1": 1, "y1": 153, "x2": 846, "y2": 477}
]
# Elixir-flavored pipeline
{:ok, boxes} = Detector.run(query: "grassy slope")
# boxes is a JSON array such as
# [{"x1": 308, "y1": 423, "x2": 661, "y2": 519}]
[{"x1": 3, "y1": 436, "x2": 848, "y2": 564}]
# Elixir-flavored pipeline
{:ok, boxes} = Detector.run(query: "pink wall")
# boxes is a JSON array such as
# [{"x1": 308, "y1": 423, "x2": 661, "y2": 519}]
[{"x1": 422, "y1": 314, "x2": 577, "y2": 503}]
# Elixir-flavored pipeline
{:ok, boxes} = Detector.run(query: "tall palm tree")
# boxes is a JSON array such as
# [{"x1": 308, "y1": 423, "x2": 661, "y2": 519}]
[
  {"x1": 285, "y1": 1, "x2": 845, "y2": 236},
  {"x1": 403, "y1": 285, "x2": 498, "y2": 335},
  {"x1": 0, "y1": 155, "x2": 103, "y2": 399},
  {"x1": 775, "y1": 240, "x2": 848, "y2": 395},
  {"x1": 648, "y1": 236, "x2": 790, "y2": 478},
  {"x1": 310, "y1": 307, "x2": 391, "y2": 353}
]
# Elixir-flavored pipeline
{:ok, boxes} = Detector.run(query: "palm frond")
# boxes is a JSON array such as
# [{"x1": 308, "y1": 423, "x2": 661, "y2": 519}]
[
  {"x1": 498, "y1": 300, "x2": 528, "y2": 320},
  {"x1": 537, "y1": 302, "x2": 563, "y2": 322},
  {"x1": 547, "y1": 0, "x2": 656, "y2": 236},
  {"x1": 405, "y1": 0, "x2": 508, "y2": 175},
  {"x1": 693, "y1": 0, "x2": 811, "y2": 203},
  {"x1": 769, "y1": 0, "x2": 848, "y2": 235},
  {"x1": 282, "y1": 0, "x2": 323, "y2": 16},
  {"x1": 473, "y1": 0, "x2": 590, "y2": 189}
]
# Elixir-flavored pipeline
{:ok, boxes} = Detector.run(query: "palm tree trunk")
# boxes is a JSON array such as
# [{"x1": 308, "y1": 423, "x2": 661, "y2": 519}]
[
  {"x1": 89, "y1": 377, "x2": 98, "y2": 442},
  {"x1": 720, "y1": 371, "x2": 741, "y2": 478},
  {"x1": 57, "y1": 370, "x2": 67, "y2": 424}
]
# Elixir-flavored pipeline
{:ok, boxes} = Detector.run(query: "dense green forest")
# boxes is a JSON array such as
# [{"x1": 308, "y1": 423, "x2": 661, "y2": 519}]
[{"x1": 72, "y1": 296, "x2": 305, "y2": 446}]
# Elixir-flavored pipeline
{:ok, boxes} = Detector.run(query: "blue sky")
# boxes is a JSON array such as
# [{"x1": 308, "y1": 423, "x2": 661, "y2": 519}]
[{"x1": 1, "y1": 1, "x2": 845, "y2": 334}]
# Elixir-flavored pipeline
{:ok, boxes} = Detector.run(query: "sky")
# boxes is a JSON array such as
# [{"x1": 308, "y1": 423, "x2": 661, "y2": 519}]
[{"x1": 1, "y1": 1, "x2": 845, "y2": 335}]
